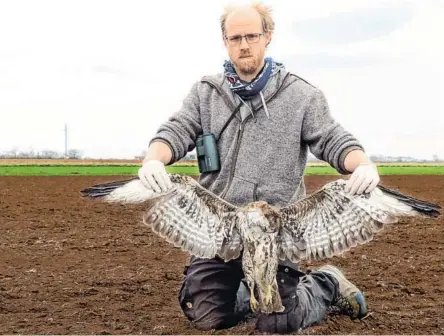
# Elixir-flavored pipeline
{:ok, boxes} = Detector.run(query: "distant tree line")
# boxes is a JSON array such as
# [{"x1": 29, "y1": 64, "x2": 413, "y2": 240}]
[
  {"x1": 297, "y1": 154, "x2": 442, "y2": 163},
  {"x1": 136, "y1": 151, "x2": 442, "y2": 163},
  {"x1": 0, "y1": 148, "x2": 83, "y2": 159},
  {"x1": 368, "y1": 154, "x2": 442, "y2": 163},
  {"x1": 306, "y1": 153, "x2": 442, "y2": 163},
  {"x1": 2, "y1": 148, "x2": 441, "y2": 163}
]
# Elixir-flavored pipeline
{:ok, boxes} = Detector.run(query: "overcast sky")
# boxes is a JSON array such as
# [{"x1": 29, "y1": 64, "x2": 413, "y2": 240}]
[{"x1": 0, "y1": 0, "x2": 443, "y2": 159}]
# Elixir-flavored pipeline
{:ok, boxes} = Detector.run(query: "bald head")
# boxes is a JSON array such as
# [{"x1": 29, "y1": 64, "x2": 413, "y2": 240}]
[
  {"x1": 224, "y1": 6, "x2": 262, "y2": 37},
  {"x1": 220, "y1": 2, "x2": 274, "y2": 81},
  {"x1": 220, "y1": 2, "x2": 275, "y2": 38}
]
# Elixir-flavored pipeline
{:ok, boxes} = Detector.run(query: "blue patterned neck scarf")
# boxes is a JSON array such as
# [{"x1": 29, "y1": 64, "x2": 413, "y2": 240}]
[{"x1": 223, "y1": 57, "x2": 282, "y2": 100}]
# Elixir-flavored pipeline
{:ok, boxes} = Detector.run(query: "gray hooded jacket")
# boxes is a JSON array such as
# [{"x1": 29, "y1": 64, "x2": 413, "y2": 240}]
[{"x1": 150, "y1": 67, "x2": 364, "y2": 207}]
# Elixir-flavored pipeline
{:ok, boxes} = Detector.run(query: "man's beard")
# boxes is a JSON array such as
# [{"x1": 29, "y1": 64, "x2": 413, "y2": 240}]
[{"x1": 233, "y1": 54, "x2": 261, "y2": 76}]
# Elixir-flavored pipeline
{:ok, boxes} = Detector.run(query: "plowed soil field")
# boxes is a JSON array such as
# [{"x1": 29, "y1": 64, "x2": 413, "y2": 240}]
[{"x1": 0, "y1": 175, "x2": 443, "y2": 334}]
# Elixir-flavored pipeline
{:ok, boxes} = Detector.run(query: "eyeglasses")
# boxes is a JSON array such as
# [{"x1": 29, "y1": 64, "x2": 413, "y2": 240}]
[{"x1": 225, "y1": 33, "x2": 264, "y2": 46}]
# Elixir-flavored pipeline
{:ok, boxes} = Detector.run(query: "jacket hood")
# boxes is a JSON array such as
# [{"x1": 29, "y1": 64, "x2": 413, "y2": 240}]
[{"x1": 200, "y1": 67, "x2": 294, "y2": 113}]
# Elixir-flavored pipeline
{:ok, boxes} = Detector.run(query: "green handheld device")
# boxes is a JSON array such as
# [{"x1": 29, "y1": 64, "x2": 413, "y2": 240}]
[
  {"x1": 195, "y1": 103, "x2": 242, "y2": 174},
  {"x1": 196, "y1": 133, "x2": 221, "y2": 173}
]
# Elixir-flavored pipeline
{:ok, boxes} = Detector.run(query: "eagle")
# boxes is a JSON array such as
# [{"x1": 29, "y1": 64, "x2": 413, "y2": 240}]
[{"x1": 80, "y1": 174, "x2": 440, "y2": 314}]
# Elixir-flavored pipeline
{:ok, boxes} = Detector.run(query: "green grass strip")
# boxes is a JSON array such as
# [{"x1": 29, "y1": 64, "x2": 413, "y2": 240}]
[
  {"x1": 0, "y1": 165, "x2": 198, "y2": 176},
  {"x1": 1, "y1": 165, "x2": 444, "y2": 176}
]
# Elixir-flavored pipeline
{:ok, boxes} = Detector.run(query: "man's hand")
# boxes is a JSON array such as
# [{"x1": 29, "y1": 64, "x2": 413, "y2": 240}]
[
  {"x1": 345, "y1": 162, "x2": 380, "y2": 195},
  {"x1": 138, "y1": 159, "x2": 173, "y2": 193}
]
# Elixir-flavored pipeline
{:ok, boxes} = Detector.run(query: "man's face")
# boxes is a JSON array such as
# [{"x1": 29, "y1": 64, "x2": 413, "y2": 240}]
[{"x1": 224, "y1": 9, "x2": 271, "y2": 77}]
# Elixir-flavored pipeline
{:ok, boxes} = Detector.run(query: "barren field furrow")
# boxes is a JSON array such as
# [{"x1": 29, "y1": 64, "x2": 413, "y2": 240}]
[{"x1": 0, "y1": 175, "x2": 443, "y2": 334}]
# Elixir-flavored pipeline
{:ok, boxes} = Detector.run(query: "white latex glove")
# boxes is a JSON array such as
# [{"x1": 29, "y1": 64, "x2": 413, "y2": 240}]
[
  {"x1": 138, "y1": 160, "x2": 173, "y2": 193},
  {"x1": 345, "y1": 162, "x2": 380, "y2": 195}
]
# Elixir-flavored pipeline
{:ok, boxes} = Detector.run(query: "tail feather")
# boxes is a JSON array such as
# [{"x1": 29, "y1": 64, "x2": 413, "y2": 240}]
[{"x1": 378, "y1": 184, "x2": 441, "y2": 218}]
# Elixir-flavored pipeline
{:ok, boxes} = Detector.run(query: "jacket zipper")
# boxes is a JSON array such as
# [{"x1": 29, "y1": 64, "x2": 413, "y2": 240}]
[
  {"x1": 220, "y1": 119, "x2": 248, "y2": 198},
  {"x1": 219, "y1": 73, "x2": 295, "y2": 199},
  {"x1": 202, "y1": 80, "x2": 243, "y2": 123}
]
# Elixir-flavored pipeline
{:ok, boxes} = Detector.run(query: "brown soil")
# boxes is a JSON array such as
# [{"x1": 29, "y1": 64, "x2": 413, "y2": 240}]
[{"x1": 0, "y1": 175, "x2": 443, "y2": 334}]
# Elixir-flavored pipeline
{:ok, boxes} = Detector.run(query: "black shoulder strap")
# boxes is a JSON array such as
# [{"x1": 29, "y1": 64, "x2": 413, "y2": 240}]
[
  {"x1": 215, "y1": 72, "x2": 295, "y2": 141},
  {"x1": 216, "y1": 102, "x2": 242, "y2": 142},
  {"x1": 200, "y1": 77, "x2": 242, "y2": 142}
]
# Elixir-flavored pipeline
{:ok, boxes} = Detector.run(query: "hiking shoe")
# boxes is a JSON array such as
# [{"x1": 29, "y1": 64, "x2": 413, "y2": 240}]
[{"x1": 318, "y1": 265, "x2": 369, "y2": 320}]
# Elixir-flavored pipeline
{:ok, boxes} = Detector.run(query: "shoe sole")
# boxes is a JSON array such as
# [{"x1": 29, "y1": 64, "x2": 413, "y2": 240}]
[{"x1": 319, "y1": 265, "x2": 369, "y2": 320}]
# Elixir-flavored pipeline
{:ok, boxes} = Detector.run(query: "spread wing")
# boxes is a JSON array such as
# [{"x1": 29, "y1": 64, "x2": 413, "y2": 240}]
[
  {"x1": 278, "y1": 179, "x2": 440, "y2": 262},
  {"x1": 81, "y1": 174, "x2": 244, "y2": 261},
  {"x1": 141, "y1": 176, "x2": 243, "y2": 261}
]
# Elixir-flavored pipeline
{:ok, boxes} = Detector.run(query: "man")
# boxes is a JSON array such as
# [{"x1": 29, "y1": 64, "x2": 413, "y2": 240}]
[{"x1": 138, "y1": 2, "x2": 380, "y2": 333}]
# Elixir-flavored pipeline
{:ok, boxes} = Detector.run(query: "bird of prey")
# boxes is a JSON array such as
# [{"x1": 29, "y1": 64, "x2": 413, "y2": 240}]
[{"x1": 80, "y1": 174, "x2": 440, "y2": 314}]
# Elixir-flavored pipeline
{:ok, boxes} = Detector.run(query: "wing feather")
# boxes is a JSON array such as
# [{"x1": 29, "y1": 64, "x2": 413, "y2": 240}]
[
  {"x1": 143, "y1": 175, "x2": 243, "y2": 261},
  {"x1": 278, "y1": 179, "x2": 440, "y2": 262}
]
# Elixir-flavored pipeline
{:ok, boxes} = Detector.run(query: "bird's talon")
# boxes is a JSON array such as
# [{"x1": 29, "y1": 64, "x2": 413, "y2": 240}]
[
  {"x1": 250, "y1": 297, "x2": 259, "y2": 312},
  {"x1": 250, "y1": 287, "x2": 259, "y2": 312}
]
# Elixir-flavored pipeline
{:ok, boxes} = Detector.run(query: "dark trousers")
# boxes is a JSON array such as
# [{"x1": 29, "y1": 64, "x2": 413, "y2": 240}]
[{"x1": 178, "y1": 256, "x2": 340, "y2": 333}]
